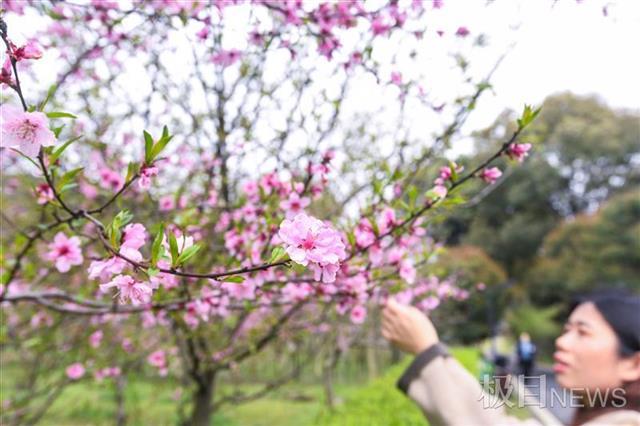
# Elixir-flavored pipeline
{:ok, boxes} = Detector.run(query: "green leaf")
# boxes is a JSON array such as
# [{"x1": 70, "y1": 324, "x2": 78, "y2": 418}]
[
  {"x1": 168, "y1": 232, "x2": 179, "y2": 267},
  {"x1": 368, "y1": 214, "x2": 380, "y2": 236},
  {"x1": 125, "y1": 162, "x2": 139, "y2": 182},
  {"x1": 372, "y1": 179, "x2": 383, "y2": 196},
  {"x1": 346, "y1": 231, "x2": 356, "y2": 249},
  {"x1": 52, "y1": 125, "x2": 65, "y2": 138},
  {"x1": 222, "y1": 276, "x2": 245, "y2": 283},
  {"x1": 46, "y1": 111, "x2": 77, "y2": 119},
  {"x1": 407, "y1": 185, "x2": 418, "y2": 209},
  {"x1": 39, "y1": 84, "x2": 58, "y2": 111},
  {"x1": 143, "y1": 130, "x2": 154, "y2": 164},
  {"x1": 50, "y1": 135, "x2": 82, "y2": 163},
  {"x1": 147, "y1": 267, "x2": 160, "y2": 277},
  {"x1": 447, "y1": 161, "x2": 459, "y2": 182},
  {"x1": 175, "y1": 244, "x2": 201, "y2": 267},
  {"x1": 56, "y1": 167, "x2": 84, "y2": 191},
  {"x1": 517, "y1": 104, "x2": 542, "y2": 130},
  {"x1": 59, "y1": 183, "x2": 78, "y2": 194},
  {"x1": 268, "y1": 247, "x2": 287, "y2": 264},
  {"x1": 150, "y1": 128, "x2": 173, "y2": 162},
  {"x1": 150, "y1": 224, "x2": 165, "y2": 266}
]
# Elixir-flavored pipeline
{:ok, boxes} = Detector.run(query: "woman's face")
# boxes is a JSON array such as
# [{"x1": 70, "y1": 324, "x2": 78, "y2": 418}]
[{"x1": 554, "y1": 302, "x2": 635, "y2": 391}]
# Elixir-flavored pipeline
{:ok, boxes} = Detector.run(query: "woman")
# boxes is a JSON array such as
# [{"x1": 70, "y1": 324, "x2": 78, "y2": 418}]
[{"x1": 381, "y1": 290, "x2": 640, "y2": 425}]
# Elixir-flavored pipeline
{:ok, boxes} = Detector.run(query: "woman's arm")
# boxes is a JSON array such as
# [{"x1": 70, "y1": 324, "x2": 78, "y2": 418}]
[{"x1": 381, "y1": 299, "x2": 553, "y2": 426}]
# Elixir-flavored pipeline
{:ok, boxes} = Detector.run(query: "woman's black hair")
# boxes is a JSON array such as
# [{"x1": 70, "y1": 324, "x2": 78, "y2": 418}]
[{"x1": 569, "y1": 288, "x2": 640, "y2": 357}]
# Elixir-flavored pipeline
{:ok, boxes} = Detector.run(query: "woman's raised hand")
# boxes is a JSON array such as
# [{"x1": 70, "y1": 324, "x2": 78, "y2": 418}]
[{"x1": 381, "y1": 298, "x2": 439, "y2": 355}]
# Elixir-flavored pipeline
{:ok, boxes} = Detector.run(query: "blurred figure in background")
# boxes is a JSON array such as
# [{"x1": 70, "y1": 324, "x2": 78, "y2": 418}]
[
  {"x1": 517, "y1": 332, "x2": 537, "y2": 380},
  {"x1": 382, "y1": 289, "x2": 640, "y2": 425}
]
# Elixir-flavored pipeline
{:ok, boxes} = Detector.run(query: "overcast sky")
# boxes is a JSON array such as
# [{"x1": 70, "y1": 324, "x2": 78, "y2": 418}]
[{"x1": 446, "y1": 0, "x2": 640, "y2": 132}]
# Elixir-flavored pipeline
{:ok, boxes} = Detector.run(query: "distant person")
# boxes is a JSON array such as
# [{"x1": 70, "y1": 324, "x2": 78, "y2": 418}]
[
  {"x1": 517, "y1": 332, "x2": 537, "y2": 379},
  {"x1": 381, "y1": 289, "x2": 640, "y2": 425}
]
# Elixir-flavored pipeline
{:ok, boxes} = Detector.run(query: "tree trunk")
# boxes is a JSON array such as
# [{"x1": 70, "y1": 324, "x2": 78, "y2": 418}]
[
  {"x1": 115, "y1": 375, "x2": 127, "y2": 426},
  {"x1": 366, "y1": 324, "x2": 378, "y2": 380},
  {"x1": 188, "y1": 372, "x2": 215, "y2": 426},
  {"x1": 322, "y1": 345, "x2": 342, "y2": 410}
]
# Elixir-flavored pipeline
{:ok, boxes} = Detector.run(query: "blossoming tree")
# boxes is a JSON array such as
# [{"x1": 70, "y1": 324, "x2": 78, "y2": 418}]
[{"x1": 0, "y1": 1, "x2": 547, "y2": 424}]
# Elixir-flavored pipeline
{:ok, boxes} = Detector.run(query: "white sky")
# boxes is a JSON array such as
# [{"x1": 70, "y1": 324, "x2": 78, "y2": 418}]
[{"x1": 446, "y1": 0, "x2": 640, "y2": 133}]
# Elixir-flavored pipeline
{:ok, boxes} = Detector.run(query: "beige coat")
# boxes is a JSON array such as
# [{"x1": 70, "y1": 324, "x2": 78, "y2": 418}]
[{"x1": 400, "y1": 349, "x2": 640, "y2": 426}]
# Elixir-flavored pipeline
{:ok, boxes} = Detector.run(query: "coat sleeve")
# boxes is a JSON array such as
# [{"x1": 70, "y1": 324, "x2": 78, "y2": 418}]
[{"x1": 397, "y1": 343, "x2": 558, "y2": 426}]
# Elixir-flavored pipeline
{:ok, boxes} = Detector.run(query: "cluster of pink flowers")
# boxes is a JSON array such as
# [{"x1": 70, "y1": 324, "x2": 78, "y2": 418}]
[
  {"x1": 94, "y1": 366, "x2": 121, "y2": 382},
  {"x1": 45, "y1": 232, "x2": 84, "y2": 273},
  {"x1": 0, "y1": 39, "x2": 42, "y2": 87},
  {"x1": 429, "y1": 161, "x2": 464, "y2": 199},
  {"x1": 211, "y1": 49, "x2": 242, "y2": 67},
  {"x1": 278, "y1": 213, "x2": 346, "y2": 283},
  {"x1": 100, "y1": 274, "x2": 154, "y2": 305},
  {"x1": 147, "y1": 350, "x2": 168, "y2": 376},
  {"x1": 138, "y1": 165, "x2": 159, "y2": 190},
  {"x1": 0, "y1": 105, "x2": 57, "y2": 157},
  {"x1": 89, "y1": 223, "x2": 154, "y2": 303},
  {"x1": 98, "y1": 167, "x2": 124, "y2": 191}
]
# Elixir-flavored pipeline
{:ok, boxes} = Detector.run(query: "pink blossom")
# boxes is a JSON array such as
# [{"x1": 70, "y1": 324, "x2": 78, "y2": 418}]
[
  {"x1": 0, "y1": 59, "x2": 13, "y2": 87},
  {"x1": 138, "y1": 165, "x2": 159, "y2": 190},
  {"x1": 159, "y1": 195, "x2": 175, "y2": 211},
  {"x1": 1, "y1": 0, "x2": 25, "y2": 14},
  {"x1": 431, "y1": 184, "x2": 448, "y2": 198},
  {"x1": 278, "y1": 213, "x2": 346, "y2": 283},
  {"x1": 433, "y1": 0, "x2": 444, "y2": 8},
  {"x1": 211, "y1": 49, "x2": 242, "y2": 67},
  {"x1": 66, "y1": 363, "x2": 85, "y2": 380},
  {"x1": 98, "y1": 168, "x2": 124, "y2": 191},
  {"x1": 390, "y1": 71, "x2": 403, "y2": 86},
  {"x1": 11, "y1": 40, "x2": 43, "y2": 61},
  {"x1": 196, "y1": 26, "x2": 210, "y2": 40},
  {"x1": 150, "y1": 260, "x2": 179, "y2": 290},
  {"x1": 418, "y1": 295, "x2": 440, "y2": 311},
  {"x1": 31, "y1": 311, "x2": 53, "y2": 328},
  {"x1": 147, "y1": 350, "x2": 166, "y2": 369},
  {"x1": 476, "y1": 282, "x2": 486, "y2": 291},
  {"x1": 350, "y1": 305, "x2": 367, "y2": 324},
  {"x1": 455, "y1": 26, "x2": 470, "y2": 37},
  {"x1": 354, "y1": 218, "x2": 375, "y2": 248},
  {"x1": 317, "y1": 36, "x2": 340, "y2": 59},
  {"x1": 480, "y1": 167, "x2": 502, "y2": 184},
  {"x1": 399, "y1": 259, "x2": 416, "y2": 284},
  {"x1": 439, "y1": 166, "x2": 452, "y2": 181},
  {"x1": 377, "y1": 207, "x2": 396, "y2": 235},
  {"x1": 371, "y1": 16, "x2": 391, "y2": 36},
  {"x1": 80, "y1": 181, "x2": 98, "y2": 199},
  {"x1": 369, "y1": 243, "x2": 384, "y2": 266},
  {"x1": 206, "y1": 189, "x2": 218, "y2": 207},
  {"x1": 45, "y1": 232, "x2": 83, "y2": 273},
  {"x1": 100, "y1": 275, "x2": 153, "y2": 305},
  {"x1": 121, "y1": 223, "x2": 147, "y2": 250},
  {"x1": 88, "y1": 257, "x2": 126, "y2": 282},
  {"x1": 280, "y1": 192, "x2": 310, "y2": 218},
  {"x1": 1, "y1": 104, "x2": 56, "y2": 157},
  {"x1": 89, "y1": 330, "x2": 103, "y2": 348},
  {"x1": 507, "y1": 143, "x2": 532, "y2": 162},
  {"x1": 91, "y1": 0, "x2": 119, "y2": 9},
  {"x1": 35, "y1": 183, "x2": 54, "y2": 205}
]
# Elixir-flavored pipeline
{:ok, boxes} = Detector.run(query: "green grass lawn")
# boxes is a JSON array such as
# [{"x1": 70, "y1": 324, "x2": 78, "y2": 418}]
[{"x1": 3, "y1": 346, "x2": 509, "y2": 425}]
